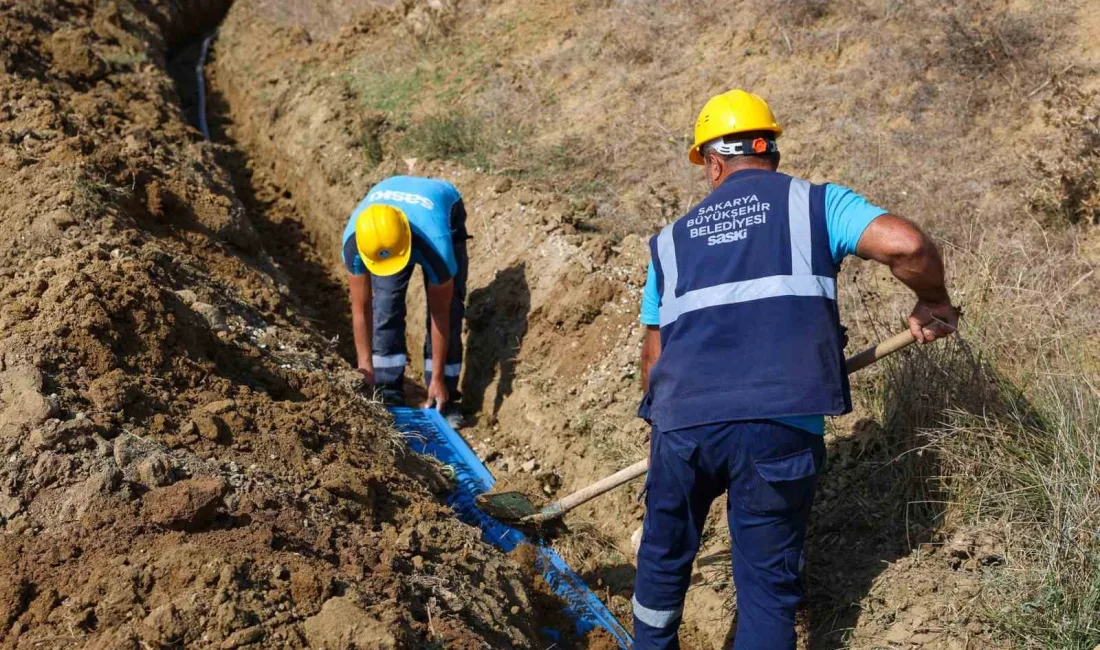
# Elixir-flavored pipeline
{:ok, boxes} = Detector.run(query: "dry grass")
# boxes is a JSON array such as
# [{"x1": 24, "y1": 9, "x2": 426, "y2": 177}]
[
  {"x1": 1031, "y1": 83, "x2": 1100, "y2": 227},
  {"x1": 924, "y1": 358, "x2": 1100, "y2": 647},
  {"x1": 870, "y1": 271, "x2": 1100, "y2": 648},
  {"x1": 262, "y1": 0, "x2": 1099, "y2": 642}
]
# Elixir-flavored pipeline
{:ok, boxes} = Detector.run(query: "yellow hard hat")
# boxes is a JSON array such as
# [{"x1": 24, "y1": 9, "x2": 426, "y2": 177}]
[
  {"x1": 355, "y1": 204, "x2": 412, "y2": 277},
  {"x1": 688, "y1": 89, "x2": 783, "y2": 165}
]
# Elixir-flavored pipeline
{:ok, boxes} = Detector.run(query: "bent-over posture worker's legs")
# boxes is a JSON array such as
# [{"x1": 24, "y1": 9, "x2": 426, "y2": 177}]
[
  {"x1": 633, "y1": 424, "x2": 729, "y2": 649},
  {"x1": 371, "y1": 263, "x2": 415, "y2": 403},
  {"x1": 423, "y1": 221, "x2": 469, "y2": 399},
  {"x1": 727, "y1": 421, "x2": 825, "y2": 649}
]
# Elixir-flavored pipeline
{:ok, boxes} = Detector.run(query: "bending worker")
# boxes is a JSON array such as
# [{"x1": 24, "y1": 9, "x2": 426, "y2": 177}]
[
  {"x1": 342, "y1": 175, "x2": 468, "y2": 427},
  {"x1": 633, "y1": 89, "x2": 958, "y2": 648}
]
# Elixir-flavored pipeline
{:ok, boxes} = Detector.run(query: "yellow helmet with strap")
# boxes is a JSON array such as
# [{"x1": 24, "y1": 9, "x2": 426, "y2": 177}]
[
  {"x1": 355, "y1": 204, "x2": 412, "y2": 276},
  {"x1": 688, "y1": 89, "x2": 782, "y2": 165}
]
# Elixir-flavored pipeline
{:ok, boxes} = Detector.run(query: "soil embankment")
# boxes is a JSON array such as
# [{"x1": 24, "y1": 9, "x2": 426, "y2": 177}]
[
  {"x1": 2, "y1": 0, "x2": 1097, "y2": 648},
  {"x1": 209, "y1": 1, "x2": 1099, "y2": 648},
  {"x1": 0, "y1": 1, "x2": 568, "y2": 648}
]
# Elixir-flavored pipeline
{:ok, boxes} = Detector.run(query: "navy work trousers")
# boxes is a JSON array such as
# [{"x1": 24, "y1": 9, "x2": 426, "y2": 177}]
[
  {"x1": 633, "y1": 420, "x2": 825, "y2": 649},
  {"x1": 371, "y1": 226, "x2": 468, "y2": 402}
]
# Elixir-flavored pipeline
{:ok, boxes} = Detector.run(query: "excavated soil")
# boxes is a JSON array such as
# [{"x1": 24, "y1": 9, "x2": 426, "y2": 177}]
[
  {"x1": 207, "y1": 1, "x2": 1099, "y2": 649},
  {"x1": 3, "y1": 0, "x2": 1098, "y2": 649},
  {"x1": 0, "y1": 1, "x2": 591, "y2": 648}
]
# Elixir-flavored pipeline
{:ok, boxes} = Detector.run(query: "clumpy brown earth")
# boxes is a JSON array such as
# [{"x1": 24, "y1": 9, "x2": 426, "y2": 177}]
[
  {"x1": 0, "y1": 1, "x2": 583, "y2": 648},
  {"x1": 3, "y1": 0, "x2": 1098, "y2": 649},
  {"x1": 208, "y1": 1, "x2": 1099, "y2": 649}
]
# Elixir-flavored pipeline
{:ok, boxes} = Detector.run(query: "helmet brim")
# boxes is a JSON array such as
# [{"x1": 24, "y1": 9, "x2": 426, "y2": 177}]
[{"x1": 365, "y1": 249, "x2": 412, "y2": 277}]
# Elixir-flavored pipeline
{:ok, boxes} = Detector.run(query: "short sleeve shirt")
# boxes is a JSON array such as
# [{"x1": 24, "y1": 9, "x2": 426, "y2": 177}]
[{"x1": 342, "y1": 176, "x2": 463, "y2": 285}]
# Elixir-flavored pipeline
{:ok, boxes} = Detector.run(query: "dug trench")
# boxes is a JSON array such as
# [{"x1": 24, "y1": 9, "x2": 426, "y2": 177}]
[
  {"x1": 203, "y1": 1, "x2": 1043, "y2": 648},
  {"x1": 0, "y1": 1, "x2": 1038, "y2": 649},
  {"x1": 0, "y1": 1, "x2": 604, "y2": 648}
]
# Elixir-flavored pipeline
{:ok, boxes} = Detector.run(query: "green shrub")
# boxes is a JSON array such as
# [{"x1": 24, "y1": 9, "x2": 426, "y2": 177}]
[{"x1": 402, "y1": 112, "x2": 487, "y2": 165}]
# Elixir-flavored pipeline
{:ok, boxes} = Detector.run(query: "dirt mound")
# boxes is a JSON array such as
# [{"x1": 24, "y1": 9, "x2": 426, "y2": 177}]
[
  {"x1": 209, "y1": 0, "x2": 1099, "y2": 648},
  {"x1": 0, "y1": 1, "x2": 568, "y2": 647}
]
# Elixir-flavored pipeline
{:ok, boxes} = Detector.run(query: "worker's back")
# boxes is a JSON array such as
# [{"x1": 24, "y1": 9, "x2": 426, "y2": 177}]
[
  {"x1": 342, "y1": 176, "x2": 464, "y2": 284},
  {"x1": 645, "y1": 169, "x2": 850, "y2": 432}
]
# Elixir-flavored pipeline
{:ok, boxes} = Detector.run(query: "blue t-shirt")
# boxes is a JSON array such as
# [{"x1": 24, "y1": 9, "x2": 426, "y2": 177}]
[
  {"x1": 342, "y1": 176, "x2": 463, "y2": 284},
  {"x1": 640, "y1": 182, "x2": 887, "y2": 435}
]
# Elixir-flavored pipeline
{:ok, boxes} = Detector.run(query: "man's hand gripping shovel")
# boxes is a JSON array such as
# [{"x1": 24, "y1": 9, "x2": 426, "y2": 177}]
[{"x1": 476, "y1": 330, "x2": 919, "y2": 526}]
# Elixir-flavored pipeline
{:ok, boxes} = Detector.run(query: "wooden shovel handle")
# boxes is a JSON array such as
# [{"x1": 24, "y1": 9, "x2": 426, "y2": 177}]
[
  {"x1": 527, "y1": 329, "x2": 917, "y2": 522},
  {"x1": 845, "y1": 330, "x2": 915, "y2": 374},
  {"x1": 526, "y1": 459, "x2": 650, "y2": 522}
]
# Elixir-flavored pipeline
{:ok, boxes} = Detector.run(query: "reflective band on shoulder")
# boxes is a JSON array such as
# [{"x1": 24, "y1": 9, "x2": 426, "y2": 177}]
[
  {"x1": 654, "y1": 176, "x2": 832, "y2": 327},
  {"x1": 656, "y1": 224, "x2": 678, "y2": 301},
  {"x1": 372, "y1": 353, "x2": 408, "y2": 369},
  {"x1": 424, "y1": 359, "x2": 462, "y2": 377},
  {"x1": 788, "y1": 177, "x2": 812, "y2": 275},
  {"x1": 632, "y1": 594, "x2": 682, "y2": 629},
  {"x1": 658, "y1": 274, "x2": 836, "y2": 327}
]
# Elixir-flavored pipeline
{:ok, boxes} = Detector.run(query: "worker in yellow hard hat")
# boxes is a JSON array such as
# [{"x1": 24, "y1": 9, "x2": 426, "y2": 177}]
[
  {"x1": 631, "y1": 89, "x2": 959, "y2": 649},
  {"x1": 342, "y1": 176, "x2": 470, "y2": 427}
]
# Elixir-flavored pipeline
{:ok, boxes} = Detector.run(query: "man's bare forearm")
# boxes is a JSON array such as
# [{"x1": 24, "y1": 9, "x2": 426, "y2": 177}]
[
  {"x1": 857, "y1": 214, "x2": 950, "y2": 303},
  {"x1": 426, "y1": 280, "x2": 454, "y2": 382},
  {"x1": 640, "y1": 326, "x2": 661, "y2": 393},
  {"x1": 856, "y1": 213, "x2": 958, "y2": 342},
  {"x1": 348, "y1": 274, "x2": 373, "y2": 369}
]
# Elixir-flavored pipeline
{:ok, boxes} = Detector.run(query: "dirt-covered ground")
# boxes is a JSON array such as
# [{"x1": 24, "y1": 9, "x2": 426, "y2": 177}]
[
  {"x1": 0, "y1": 1, "x2": 588, "y2": 648},
  {"x1": 1, "y1": 0, "x2": 1098, "y2": 648},
  {"x1": 208, "y1": 1, "x2": 1099, "y2": 648}
]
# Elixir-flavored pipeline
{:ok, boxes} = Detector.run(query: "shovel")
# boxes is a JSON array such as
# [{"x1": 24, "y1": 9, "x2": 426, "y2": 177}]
[{"x1": 476, "y1": 329, "x2": 917, "y2": 525}]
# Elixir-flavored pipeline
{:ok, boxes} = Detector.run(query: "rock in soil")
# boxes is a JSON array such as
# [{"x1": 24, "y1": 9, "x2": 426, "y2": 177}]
[{"x1": 143, "y1": 477, "x2": 227, "y2": 531}]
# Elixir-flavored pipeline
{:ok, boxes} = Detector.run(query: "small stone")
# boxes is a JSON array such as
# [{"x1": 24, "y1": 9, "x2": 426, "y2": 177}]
[
  {"x1": 191, "y1": 412, "x2": 226, "y2": 442},
  {"x1": 136, "y1": 454, "x2": 176, "y2": 487},
  {"x1": 0, "y1": 494, "x2": 23, "y2": 519},
  {"x1": 113, "y1": 432, "x2": 157, "y2": 466},
  {"x1": 221, "y1": 625, "x2": 264, "y2": 649},
  {"x1": 203, "y1": 400, "x2": 236, "y2": 415},
  {"x1": 521, "y1": 459, "x2": 537, "y2": 473},
  {"x1": 411, "y1": 555, "x2": 424, "y2": 570},
  {"x1": 191, "y1": 302, "x2": 227, "y2": 332},
  {"x1": 509, "y1": 605, "x2": 519, "y2": 615},
  {"x1": 174, "y1": 289, "x2": 198, "y2": 305}
]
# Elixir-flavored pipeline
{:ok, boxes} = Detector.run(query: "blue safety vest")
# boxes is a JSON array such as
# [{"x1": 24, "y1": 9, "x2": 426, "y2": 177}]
[{"x1": 646, "y1": 169, "x2": 851, "y2": 432}]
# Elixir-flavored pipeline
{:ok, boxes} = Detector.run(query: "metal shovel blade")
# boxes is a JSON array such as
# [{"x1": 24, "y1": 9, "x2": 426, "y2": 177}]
[{"x1": 475, "y1": 490, "x2": 539, "y2": 522}]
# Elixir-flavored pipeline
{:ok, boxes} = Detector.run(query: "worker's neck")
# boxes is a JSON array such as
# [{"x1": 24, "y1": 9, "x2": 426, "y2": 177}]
[{"x1": 711, "y1": 158, "x2": 777, "y2": 189}]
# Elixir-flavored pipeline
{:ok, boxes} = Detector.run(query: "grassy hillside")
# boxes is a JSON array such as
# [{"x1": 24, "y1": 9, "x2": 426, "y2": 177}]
[{"x1": 216, "y1": 0, "x2": 1100, "y2": 647}]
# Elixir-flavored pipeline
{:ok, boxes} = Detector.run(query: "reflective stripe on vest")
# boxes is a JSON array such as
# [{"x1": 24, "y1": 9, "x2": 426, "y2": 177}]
[{"x1": 657, "y1": 178, "x2": 835, "y2": 327}]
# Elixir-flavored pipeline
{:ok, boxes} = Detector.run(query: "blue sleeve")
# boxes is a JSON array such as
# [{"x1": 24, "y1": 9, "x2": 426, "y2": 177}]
[
  {"x1": 825, "y1": 184, "x2": 888, "y2": 264},
  {"x1": 640, "y1": 261, "x2": 659, "y2": 326},
  {"x1": 341, "y1": 216, "x2": 368, "y2": 276},
  {"x1": 343, "y1": 238, "x2": 368, "y2": 275}
]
